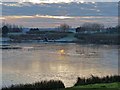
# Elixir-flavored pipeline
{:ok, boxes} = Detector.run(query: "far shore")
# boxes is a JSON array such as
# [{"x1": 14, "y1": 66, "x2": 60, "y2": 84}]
[{"x1": 2, "y1": 40, "x2": 120, "y2": 45}]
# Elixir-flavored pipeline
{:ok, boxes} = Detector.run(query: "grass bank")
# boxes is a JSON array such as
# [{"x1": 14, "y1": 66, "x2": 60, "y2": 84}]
[
  {"x1": 9, "y1": 31, "x2": 72, "y2": 42},
  {"x1": 2, "y1": 75, "x2": 120, "y2": 90},
  {"x1": 61, "y1": 82, "x2": 120, "y2": 90}
]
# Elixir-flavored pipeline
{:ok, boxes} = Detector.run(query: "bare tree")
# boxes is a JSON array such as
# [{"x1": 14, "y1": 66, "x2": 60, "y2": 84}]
[
  {"x1": 2, "y1": 25, "x2": 9, "y2": 36},
  {"x1": 82, "y1": 23, "x2": 104, "y2": 31},
  {"x1": 59, "y1": 23, "x2": 70, "y2": 32},
  {"x1": 2, "y1": 23, "x2": 23, "y2": 32}
]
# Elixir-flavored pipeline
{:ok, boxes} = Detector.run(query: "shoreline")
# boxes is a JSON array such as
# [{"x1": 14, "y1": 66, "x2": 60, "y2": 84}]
[
  {"x1": 2, "y1": 40, "x2": 120, "y2": 45},
  {"x1": 1, "y1": 41, "x2": 119, "y2": 50}
]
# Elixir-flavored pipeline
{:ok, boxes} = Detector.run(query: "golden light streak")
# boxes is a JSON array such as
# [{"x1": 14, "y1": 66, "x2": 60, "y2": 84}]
[
  {"x1": 0, "y1": 17, "x2": 6, "y2": 20},
  {"x1": 3, "y1": 15, "x2": 117, "y2": 20},
  {"x1": 58, "y1": 49, "x2": 65, "y2": 55},
  {"x1": 3, "y1": 15, "x2": 74, "y2": 19}
]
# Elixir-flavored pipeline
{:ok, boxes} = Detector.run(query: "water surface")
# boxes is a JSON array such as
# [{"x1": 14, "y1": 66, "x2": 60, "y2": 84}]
[{"x1": 2, "y1": 43, "x2": 118, "y2": 87}]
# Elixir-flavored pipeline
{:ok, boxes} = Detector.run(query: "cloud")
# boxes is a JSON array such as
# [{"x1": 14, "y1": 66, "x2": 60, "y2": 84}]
[
  {"x1": 1, "y1": 2, "x2": 118, "y2": 28},
  {"x1": 3, "y1": 15, "x2": 74, "y2": 19},
  {"x1": 2, "y1": 2, "x2": 118, "y2": 16},
  {"x1": 2, "y1": 15, "x2": 118, "y2": 20},
  {"x1": 1, "y1": 15, "x2": 118, "y2": 28}
]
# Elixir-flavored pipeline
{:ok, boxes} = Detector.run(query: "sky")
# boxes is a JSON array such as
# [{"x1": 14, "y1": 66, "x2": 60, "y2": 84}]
[
  {"x1": 1, "y1": 0, "x2": 119, "y2": 3},
  {"x1": 1, "y1": 1, "x2": 119, "y2": 28}
]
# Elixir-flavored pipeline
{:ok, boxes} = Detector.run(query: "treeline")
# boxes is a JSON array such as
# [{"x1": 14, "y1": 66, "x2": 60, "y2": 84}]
[
  {"x1": 75, "y1": 23, "x2": 120, "y2": 44},
  {"x1": 76, "y1": 23, "x2": 120, "y2": 34},
  {"x1": 1, "y1": 24, "x2": 23, "y2": 36}
]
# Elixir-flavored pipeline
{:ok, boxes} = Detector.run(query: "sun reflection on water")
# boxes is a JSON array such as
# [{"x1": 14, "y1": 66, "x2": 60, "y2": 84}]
[{"x1": 58, "y1": 49, "x2": 65, "y2": 55}]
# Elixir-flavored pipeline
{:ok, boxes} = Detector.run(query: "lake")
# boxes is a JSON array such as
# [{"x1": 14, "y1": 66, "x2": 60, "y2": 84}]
[{"x1": 2, "y1": 43, "x2": 118, "y2": 87}]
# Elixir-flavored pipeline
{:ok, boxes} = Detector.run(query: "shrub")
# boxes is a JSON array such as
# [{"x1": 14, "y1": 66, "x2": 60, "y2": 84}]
[
  {"x1": 2, "y1": 80, "x2": 65, "y2": 90},
  {"x1": 74, "y1": 75, "x2": 120, "y2": 86}
]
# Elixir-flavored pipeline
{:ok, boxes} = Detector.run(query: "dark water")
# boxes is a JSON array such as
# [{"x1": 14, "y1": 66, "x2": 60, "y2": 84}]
[{"x1": 2, "y1": 43, "x2": 118, "y2": 87}]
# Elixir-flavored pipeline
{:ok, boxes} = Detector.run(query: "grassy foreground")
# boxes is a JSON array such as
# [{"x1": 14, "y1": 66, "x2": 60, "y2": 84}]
[
  {"x1": 2, "y1": 75, "x2": 120, "y2": 90},
  {"x1": 61, "y1": 82, "x2": 120, "y2": 90},
  {"x1": 3, "y1": 82, "x2": 120, "y2": 90}
]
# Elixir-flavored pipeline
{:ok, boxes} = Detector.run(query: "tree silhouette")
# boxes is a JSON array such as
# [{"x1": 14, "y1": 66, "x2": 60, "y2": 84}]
[
  {"x1": 2, "y1": 25, "x2": 9, "y2": 36},
  {"x1": 59, "y1": 24, "x2": 70, "y2": 32}
]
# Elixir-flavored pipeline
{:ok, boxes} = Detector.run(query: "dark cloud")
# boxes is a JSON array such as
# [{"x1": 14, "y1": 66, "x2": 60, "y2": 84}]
[
  {"x1": 1, "y1": 2, "x2": 118, "y2": 27},
  {"x1": 2, "y1": 2, "x2": 118, "y2": 16}
]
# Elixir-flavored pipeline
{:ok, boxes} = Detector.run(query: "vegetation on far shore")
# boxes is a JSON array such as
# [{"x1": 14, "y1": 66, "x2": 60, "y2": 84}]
[
  {"x1": 1, "y1": 23, "x2": 120, "y2": 44},
  {"x1": 75, "y1": 23, "x2": 119, "y2": 45},
  {"x1": 2, "y1": 75, "x2": 120, "y2": 90}
]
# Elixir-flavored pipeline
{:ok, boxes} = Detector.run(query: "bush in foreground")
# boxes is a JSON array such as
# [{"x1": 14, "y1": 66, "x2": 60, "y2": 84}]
[
  {"x1": 74, "y1": 75, "x2": 120, "y2": 86},
  {"x1": 2, "y1": 80, "x2": 65, "y2": 90}
]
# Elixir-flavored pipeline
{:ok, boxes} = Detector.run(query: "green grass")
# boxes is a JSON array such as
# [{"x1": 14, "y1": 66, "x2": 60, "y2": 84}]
[{"x1": 61, "y1": 82, "x2": 120, "y2": 90}]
